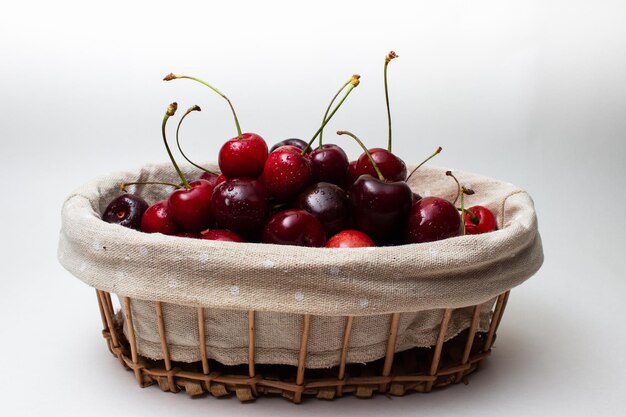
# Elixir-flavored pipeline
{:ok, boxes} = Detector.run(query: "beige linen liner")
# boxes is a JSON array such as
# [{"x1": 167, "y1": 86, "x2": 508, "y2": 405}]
[{"x1": 58, "y1": 163, "x2": 543, "y2": 368}]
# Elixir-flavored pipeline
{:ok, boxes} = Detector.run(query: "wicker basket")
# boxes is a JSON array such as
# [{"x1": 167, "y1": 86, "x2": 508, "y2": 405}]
[{"x1": 59, "y1": 163, "x2": 542, "y2": 403}]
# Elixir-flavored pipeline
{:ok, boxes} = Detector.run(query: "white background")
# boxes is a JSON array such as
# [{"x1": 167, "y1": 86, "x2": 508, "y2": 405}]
[{"x1": 1, "y1": 1, "x2": 625, "y2": 416}]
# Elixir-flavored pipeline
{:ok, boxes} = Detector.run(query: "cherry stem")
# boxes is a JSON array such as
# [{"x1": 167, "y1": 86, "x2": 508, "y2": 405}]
[
  {"x1": 301, "y1": 75, "x2": 360, "y2": 155},
  {"x1": 164, "y1": 73, "x2": 243, "y2": 140},
  {"x1": 460, "y1": 188, "x2": 466, "y2": 235},
  {"x1": 176, "y1": 105, "x2": 219, "y2": 175},
  {"x1": 319, "y1": 77, "x2": 354, "y2": 148},
  {"x1": 162, "y1": 102, "x2": 190, "y2": 190},
  {"x1": 120, "y1": 181, "x2": 179, "y2": 192},
  {"x1": 446, "y1": 171, "x2": 461, "y2": 205},
  {"x1": 406, "y1": 146, "x2": 442, "y2": 181},
  {"x1": 336, "y1": 130, "x2": 385, "y2": 181},
  {"x1": 457, "y1": 207, "x2": 479, "y2": 224},
  {"x1": 384, "y1": 51, "x2": 398, "y2": 152}
]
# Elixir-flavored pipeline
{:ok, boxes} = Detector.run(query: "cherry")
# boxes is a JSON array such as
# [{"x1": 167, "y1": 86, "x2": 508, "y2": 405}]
[
  {"x1": 295, "y1": 182, "x2": 349, "y2": 236},
  {"x1": 326, "y1": 230, "x2": 375, "y2": 248},
  {"x1": 270, "y1": 138, "x2": 309, "y2": 154},
  {"x1": 141, "y1": 200, "x2": 179, "y2": 235},
  {"x1": 199, "y1": 171, "x2": 220, "y2": 187},
  {"x1": 176, "y1": 232, "x2": 202, "y2": 239},
  {"x1": 262, "y1": 145, "x2": 313, "y2": 202},
  {"x1": 211, "y1": 178, "x2": 269, "y2": 238},
  {"x1": 345, "y1": 160, "x2": 359, "y2": 188},
  {"x1": 262, "y1": 209, "x2": 326, "y2": 247},
  {"x1": 463, "y1": 205, "x2": 497, "y2": 235},
  {"x1": 201, "y1": 229, "x2": 244, "y2": 242},
  {"x1": 405, "y1": 197, "x2": 461, "y2": 243},
  {"x1": 102, "y1": 194, "x2": 148, "y2": 231},
  {"x1": 218, "y1": 132, "x2": 268, "y2": 178},
  {"x1": 355, "y1": 148, "x2": 407, "y2": 181},
  {"x1": 164, "y1": 73, "x2": 268, "y2": 178},
  {"x1": 338, "y1": 131, "x2": 413, "y2": 243},
  {"x1": 309, "y1": 144, "x2": 349, "y2": 186},
  {"x1": 412, "y1": 192, "x2": 422, "y2": 205}
]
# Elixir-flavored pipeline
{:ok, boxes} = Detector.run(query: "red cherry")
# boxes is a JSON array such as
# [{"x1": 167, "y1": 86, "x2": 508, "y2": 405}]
[
  {"x1": 215, "y1": 173, "x2": 227, "y2": 186},
  {"x1": 168, "y1": 179, "x2": 213, "y2": 232},
  {"x1": 464, "y1": 205, "x2": 497, "y2": 235},
  {"x1": 141, "y1": 200, "x2": 179, "y2": 235},
  {"x1": 355, "y1": 148, "x2": 407, "y2": 182},
  {"x1": 262, "y1": 145, "x2": 313, "y2": 202},
  {"x1": 345, "y1": 160, "x2": 359, "y2": 189},
  {"x1": 405, "y1": 196, "x2": 461, "y2": 243},
  {"x1": 309, "y1": 144, "x2": 349, "y2": 186},
  {"x1": 262, "y1": 209, "x2": 326, "y2": 247},
  {"x1": 326, "y1": 230, "x2": 375, "y2": 248},
  {"x1": 199, "y1": 171, "x2": 220, "y2": 187},
  {"x1": 211, "y1": 178, "x2": 269, "y2": 238},
  {"x1": 201, "y1": 229, "x2": 245, "y2": 242},
  {"x1": 270, "y1": 138, "x2": 310, "y2": 154},
  {"x1": 218, "y1": 133, "x2": 268, "y2": 178}
]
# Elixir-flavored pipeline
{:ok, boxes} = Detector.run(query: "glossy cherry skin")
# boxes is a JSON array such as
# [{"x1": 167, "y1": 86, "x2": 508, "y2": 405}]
[
  {"x1": 412, "y1": 192, "x2": 422, "y2": 205},
  {"x1": 345, "y1": 160, "x2": 359, "y2": 189},
  {"x1": 168, "y1": 179, "x2": 213, "y2": 232},
  {"x1": 270, "y1": 138, "x2": 310, "y2": 154},
  {"x1": 295, "y1": 182, "x2": 349, "y2": 236},
  {"x1": 309, "y1": 144, "x2": 349, "y2": 186},
  {"x1": 211, "y1": 178, "x2": 269, "y2": 238},
  {"x1": 218, "y1": 132, "x2": 268, "y2": 178},
  {"x1": 141, "y1": 200, "x2": 179, "y2": 235},
  {"x1": 102, "y1": 194, "x2": 148, "y2": 230},
  {"x1": 355, "y1": 148, "x2": 407, "y2": 182},
  {"x1": 326, "y1": 230, "x2": 375, "y2": 248},
  {"x1": 199, "y1": 172, "x2": 220, "y2": 187},
  {"x1": 464, "y1": 205, "x2": 497, "y2": 235},
  {"x1": 262, "y1": 209, "x2": 326, "y2": 247},
  {"x1": 262, "y1": 145, "x2": 313, "y2": 202},
  {"x1": 349, "y1": 175, "x2": 413, "y2": 243},
  {"x1": 201, "y1": 229, "x2": 244, "y2": 242},
  {"x1": 405, "y1": 196, "x2": 461, "y2": 243}
]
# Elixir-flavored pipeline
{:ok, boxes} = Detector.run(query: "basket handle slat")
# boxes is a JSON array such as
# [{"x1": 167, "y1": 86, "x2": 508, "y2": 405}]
[
  {"x1": 484, "y1": 291, "x2": 510, "y2": 354},
  {"x1": 97, "y1": 290, "x2": 120, "y2": 348},
  {"x1": 425, "y1": 308, "x2": 453, "y2": 392},
  {"x1": 294, "y1": 314, "x2": 311, "y2": 403},
  {"x1": 455, "y1": 304, "x2": 481, "y2": 382},
  {"x1": 196, "y1": 307, "x2": 210, "y2": 378},
  {"x1": 155, "y1": 301, "x2": 177, "y2": 392},
  {"x1": 337, "y1": 315, "x2": 354, "y2": 397},
  {"x1": 123, "y1": 297, "x2": 143, "y2": 387}
]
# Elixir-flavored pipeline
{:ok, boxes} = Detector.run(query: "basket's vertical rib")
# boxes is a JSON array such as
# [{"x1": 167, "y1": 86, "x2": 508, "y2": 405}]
[
  {"x1": 96, "y1": 289, "x2": 107, "y2": 330},
  {"x1": 494, "y1": 291, "x2": 510, "y2": 334},
  {"x1": 248, "y1": 310, "x2": 256, "y2": 378},
  {"x1": 294, "y1": 314, "x2": 311, "y2": 404},
  {"x1": 196, "y1": 307, "x2": 209, "y2": 376},
  {"x1": 484, "y1": 292, "x2": 507, "y2": 353},
  {"x1": 380, "y1": 313, "x2": 401, "y2": 393},
  {"x1": 337, "y1": 315, "x2": 354, "y2": 397},
  {"x1": 455, "y1": 305, "x2": 481, "y2": 382},
  {"x1": 425, "y1": 308, "x2": 453, "y2": 392},
  {"x1": 104, "y1": 292, "x2": 115, "y2": 320},
  {"x1": 97, "y1": 290, "x2": 120, "y2": 348},
  {"x1": 122, "y1": 297, "x2": 142, "y2": 386},
  {"x1": 155, "y1": 301, "x2": 176, "y2": 392}
]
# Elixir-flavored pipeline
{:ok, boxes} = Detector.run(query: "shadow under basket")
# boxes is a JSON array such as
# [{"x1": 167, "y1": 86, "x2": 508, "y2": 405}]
[{"x1": 96, "y1": 289, "x2": 510, "y2": 403}]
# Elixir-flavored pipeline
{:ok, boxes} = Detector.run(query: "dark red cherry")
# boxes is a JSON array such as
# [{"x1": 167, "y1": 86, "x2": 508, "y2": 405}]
[
  {"x1": 199, "y1": 172, "x2": 220, "y2": 187},
  {"x1": 405, "y1": 196, "x2": 461, "y2": 243},
  {"x1": 349, "y1": 174, "x2": 413, "y2": 243},
  {"x1": 102, "y1": 194, "x2": 148, "y2": 231},
  {"x1": 295, "y1": 182, "x2": 349, "y2": 236},
  {"x1": 201, "y1": 229, "x2": 244, "y2": 242},
  {"x1": 176, "y1": 232, "x2": 201, "y2": 239},
  {"x1": 141, "y1": 200, "x2": 179, "y2": 235},
  {"x1": 211, "y1": 178, "x2": 269, "y2": 238},
  {"x1": 326, "y1": 230, "x2": 375, "y2": 248},
  {"x1": 309, "y1": 144, "x2": 349, "y2": 186},
  {"x1": 168, "y1": 179, "x2": 213, "y2": 232},
  {"x1": 345, "y1": 160, "x2": 359, "y2": 189},
  {"x1": 355, "y1": 148, "x2": 407, "y2": 182},
  {"x1": 464, "y1": 205, "x2": 497, "y2": 235},
  {"x1": 262, "y1": 145, "x2": 313, "y2": 202},
  {"x1": 262, "y1": 209, "x2": 326, "y2": 247},
  {"x1": 218, "y1": 132, "x2": 268, "y2": 178},
  {"x1": 270, "y1": 138, "x2": 310, "y2": 154}
]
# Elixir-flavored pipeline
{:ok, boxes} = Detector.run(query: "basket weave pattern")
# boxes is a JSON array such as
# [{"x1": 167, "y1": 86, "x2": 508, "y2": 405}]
[{"x1": 96, "y1": 289, "x2": 510, "y2": 402}]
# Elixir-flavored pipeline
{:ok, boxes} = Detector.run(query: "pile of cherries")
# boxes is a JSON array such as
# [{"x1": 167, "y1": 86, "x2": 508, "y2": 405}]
[{"x1": 103, "y1": 53, "x2": 497, "y2": 248}]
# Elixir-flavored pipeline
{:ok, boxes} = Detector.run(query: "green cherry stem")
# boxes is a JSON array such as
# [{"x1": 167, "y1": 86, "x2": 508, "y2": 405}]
[
  {"x1": 301, "y1": 75, "x2": 361, "y2": 155},
  {"x1": 406, "y1": 146, "x2": 442, "y2": 181},
  {"x1": 384, "y1": 51, "x2": 398, "y2": 152},
  {"x1": 162, "y1": 102, "x2": 190, "y2": 190},
  {"x1": 164, "y1": 73, "x2": 243, "y2": 140},
  {"x1": 459, "y1": 187, "x2": 474, "y2": 235},
  {"x1": 176, "y1": 105, "x2": 219, "y2": 175},
  {"x1": 446, "y1": 170, "x2": 461, "y2": 205},
  {"x1": 120, "y1": 181, "x2": 179, "y2": 192},
  {"x1": 319, "y1": 76, "x2": 357, "y2": 147},
  {"x1": 336, "y1": 130, "x2": 385, "y2": 181},
  {"x1": 457, "y1": 207, "x2": 480, "y2": 224}
]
